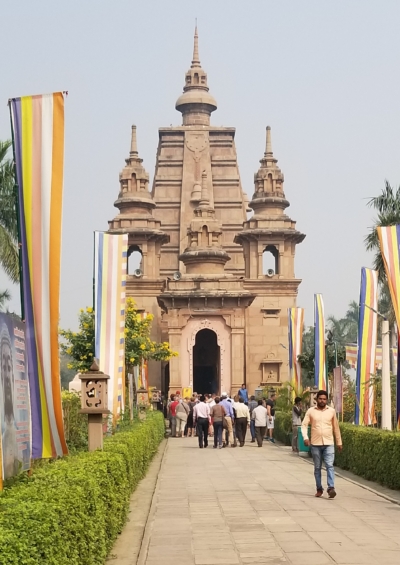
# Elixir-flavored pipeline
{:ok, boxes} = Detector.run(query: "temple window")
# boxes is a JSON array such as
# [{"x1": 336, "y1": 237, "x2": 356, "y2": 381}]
[
  {"x1": 128, "y1": 245, "x2": 143, "y2": 274},
  {"x1": 262, "y1": 245, "x2": 279, "y2": 275},
  {"x1": 194, "y1": 73, "x2": 199, "y2": 85},
  {"x1": 201, "y1": 225, "x2": 209, "y2": 246}
]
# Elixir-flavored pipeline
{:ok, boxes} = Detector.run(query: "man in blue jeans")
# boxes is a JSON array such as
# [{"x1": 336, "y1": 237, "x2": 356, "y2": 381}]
[{"x1": 301, "y1": 390, "x2": 342, "y2": 498}]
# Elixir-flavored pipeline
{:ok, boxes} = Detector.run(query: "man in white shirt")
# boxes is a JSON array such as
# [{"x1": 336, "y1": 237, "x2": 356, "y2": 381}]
[
  {"x1": 233, "y1": 397, "x2": 250, "y2": 447},
  {"x1": 193, "y1": 395, "x2": 211, "y2": 449},
  {"x1": 251, "y1": 400, "x2": 268, "y2": 447}
]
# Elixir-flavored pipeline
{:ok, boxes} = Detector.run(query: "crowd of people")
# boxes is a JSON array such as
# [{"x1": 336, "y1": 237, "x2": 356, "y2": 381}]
[
  {"x1": 167, "y1": 384, "x2": 276, "y2": 449},
  {"x1": 167, "y1": 386, "x2": 343, "y2": 499}
]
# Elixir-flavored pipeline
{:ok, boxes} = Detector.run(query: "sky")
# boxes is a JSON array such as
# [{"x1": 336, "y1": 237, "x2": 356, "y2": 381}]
[{"x1": 1, "y1": 0, "x2": 400, "y2": 330}]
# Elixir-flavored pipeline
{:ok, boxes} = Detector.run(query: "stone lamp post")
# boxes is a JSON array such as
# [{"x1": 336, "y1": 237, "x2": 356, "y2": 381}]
[{"x1": 79, "y1": 361, "x2": 111, "y2": 451}]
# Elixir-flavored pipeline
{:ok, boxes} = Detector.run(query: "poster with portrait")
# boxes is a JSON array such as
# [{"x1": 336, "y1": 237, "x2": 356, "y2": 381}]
[{"x1": 0, "y1": 313, "x2": 31, "y2": 479}]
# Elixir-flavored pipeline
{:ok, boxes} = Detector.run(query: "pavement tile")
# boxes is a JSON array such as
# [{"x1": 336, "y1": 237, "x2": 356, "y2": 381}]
[{"x1": 116, "y1": 438, "x2": 400, "y2": 565}]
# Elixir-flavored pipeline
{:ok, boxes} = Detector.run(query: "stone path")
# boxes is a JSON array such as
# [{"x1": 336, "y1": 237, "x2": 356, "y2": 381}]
[{"x1": 134, "y1": 436, "x2": 400, "y2": 565}]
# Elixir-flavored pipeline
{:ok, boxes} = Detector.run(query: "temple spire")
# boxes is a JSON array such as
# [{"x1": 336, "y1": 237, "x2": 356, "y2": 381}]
[
  {"x1": 191, "y1": 25, "x2": 200, "y2": 68},
  {"x1": 130, "y1": 125, "x2": 138, "y2": 157},
  {"x1": 265, "y1": 126, "x2": 272, "y2": 156}
]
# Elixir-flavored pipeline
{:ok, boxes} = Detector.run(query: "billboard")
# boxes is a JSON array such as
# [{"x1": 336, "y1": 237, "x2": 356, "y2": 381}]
[{"x1": 0, "y1": 313, "x2": 31, "y2": 479}]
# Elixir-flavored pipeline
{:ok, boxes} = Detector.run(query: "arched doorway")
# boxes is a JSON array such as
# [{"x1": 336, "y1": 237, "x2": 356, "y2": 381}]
[{"x1": 193, "y1": 329, "x2": 220, "y2": 394}]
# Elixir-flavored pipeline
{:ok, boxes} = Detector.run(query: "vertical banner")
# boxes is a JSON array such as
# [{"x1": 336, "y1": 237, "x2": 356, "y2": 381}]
[
  {"x1": 333, "y1": 366, "x2": 343, "y2": 416},
  {"x1": 288, "y1": 308, "x2": 304, "y2": 394},
  {"x1": 9, "y1": 93, "x2": 67, "y2": 458},
  {"x1": 94, "y1": 232, "x2": 128, "y2": 419},
  {"x1": 0, "y1": 314, "x2": 31, "y2": 479},
  {"x1": 314, "y1": 294, "x2": 326, "y2": 390},
  {"x1": 355, "y1": 268, "x2": 378, "y2": 426},
  {"x1": 345, "y1": 344, "x2": 358, "y2": 369},
  {"x1": 377, "y1": 226, "x2": 400, "y2": 428}
]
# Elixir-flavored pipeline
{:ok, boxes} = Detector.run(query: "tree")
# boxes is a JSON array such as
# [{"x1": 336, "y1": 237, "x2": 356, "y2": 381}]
[
  {"x1": 124, "y1": 298, "x2": 177, "y2": 367},
  {"x1": 59, "y1": 300, "x2": 178, "y2": 374},
  {"x1": 0, "y1": 289, "x2": 11, "y2": 312},
  {"x1": 0, "y1": 140, "x2": 19, "y2": 283}
]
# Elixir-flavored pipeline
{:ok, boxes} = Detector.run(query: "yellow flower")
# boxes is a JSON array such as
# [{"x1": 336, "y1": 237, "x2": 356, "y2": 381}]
[
  {"x1": 79, "y1": 308, "x2": 84, "y2": 313},
  {"x1": 140, "y1": 344, "x2": 146, "y2": 350},
  {"x1": 130, "y1": 357, "x2": 135, "y2": 363},
  {"x1": 67, "y1": 363, "x2": 73, "y2": 369},
  {"x1": 87, "y1": 307, "x2": 93, "y2": 313}
]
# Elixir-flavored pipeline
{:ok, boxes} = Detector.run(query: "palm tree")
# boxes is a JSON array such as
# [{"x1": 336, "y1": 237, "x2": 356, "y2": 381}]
[
  {"x1": 365, "y1": 180, "x2": 400, "y2": 282},
  {"x1": 0, "y1": 140, "x2": 19, "y2": 283},
  {"x1": 0, "y1": 289, "x2": 11, "y2": 312}
]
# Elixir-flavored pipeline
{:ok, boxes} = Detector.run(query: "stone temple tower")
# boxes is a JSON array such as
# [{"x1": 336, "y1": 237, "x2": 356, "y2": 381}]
[{"x1": 108, "y1": 28, "x2": 305, "y2": 396}]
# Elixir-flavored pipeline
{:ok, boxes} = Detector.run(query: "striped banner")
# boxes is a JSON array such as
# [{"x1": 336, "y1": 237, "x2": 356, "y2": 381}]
[
  {"x1": 355, "y1": 268, "x2": 378, "y2": 426},
  {"x1": 9, "y1": 93, "x2": 68, "y2": 458},
  {"x1": 288, "y1": 308, "x2": 304, "y2": 393},
  {"x1": 314, "y1": 294, "x2": 326, "y2": 390},
  {"x1": 377, "y1": 225, "x2": 400, "y2": 428},
  {"x1": 94, "y1": 232, "x2": 128, "y2": 419},
  {"x1": 345, "y1": 344, "x2": 358, "y2": 368}
]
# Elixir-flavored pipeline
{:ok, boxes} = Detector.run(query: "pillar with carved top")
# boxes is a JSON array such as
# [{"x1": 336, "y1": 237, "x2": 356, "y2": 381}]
[{"x1": 231, "y1": 327, "x2": 245, "y2": 396}]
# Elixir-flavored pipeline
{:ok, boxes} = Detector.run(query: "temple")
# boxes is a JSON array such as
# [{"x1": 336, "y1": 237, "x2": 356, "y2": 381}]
[{"x1": 108, "y1": 28, "x2": 305, "y2": 396}]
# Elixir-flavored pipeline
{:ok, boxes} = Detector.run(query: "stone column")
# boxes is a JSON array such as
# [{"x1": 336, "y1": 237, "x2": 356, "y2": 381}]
[
  {"x1": 168, "y1": 328, "x2": 182, "y2": 393},
  {"x1": 231, "y1": 327, "x2": 245, "y2": 395}
]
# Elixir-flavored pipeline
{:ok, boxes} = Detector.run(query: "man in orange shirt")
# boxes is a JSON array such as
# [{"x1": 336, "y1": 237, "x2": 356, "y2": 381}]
[{"x1": 301, "y1": 390, "x2": 342, "y2": 499}]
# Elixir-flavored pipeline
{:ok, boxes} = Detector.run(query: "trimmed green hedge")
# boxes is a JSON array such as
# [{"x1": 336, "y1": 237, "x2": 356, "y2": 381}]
[
  {"x1": 0, "y1": 411, "x2": 164, "y2": 565},
  {"x1": 335, "y1": 423, "x2": 400, "y2": 490}
]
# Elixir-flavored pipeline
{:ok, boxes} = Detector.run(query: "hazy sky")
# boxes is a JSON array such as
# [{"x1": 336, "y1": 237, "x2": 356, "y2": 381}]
[{"x1": 1, "y1": 1, "x2": 400, "y2": 330}]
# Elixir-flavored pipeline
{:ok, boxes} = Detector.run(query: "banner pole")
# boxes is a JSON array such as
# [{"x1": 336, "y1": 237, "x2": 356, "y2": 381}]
[
  {"x1": 92, "y1": 231, "x2": 96, "y2": 312},
  {"x1": 7, "y1": 101, "x2": 25, "y2": 321}
]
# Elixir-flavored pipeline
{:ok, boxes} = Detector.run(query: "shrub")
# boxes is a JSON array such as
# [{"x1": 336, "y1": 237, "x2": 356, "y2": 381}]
[
  {"x1": 0, "y1": 411, "x2": 164, "y2": 565},
  {"x1": 336, "y1": 423, "x2": 400, "y2": 490},
  {"x1": 274, "y1": 411, "x2": 292, "y2": 445}
]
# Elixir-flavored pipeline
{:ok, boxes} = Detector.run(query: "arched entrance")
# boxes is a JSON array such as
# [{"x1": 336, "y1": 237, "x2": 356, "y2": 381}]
[{"x1": 193, "y1": 329, "x2": 220, "y2": 394}]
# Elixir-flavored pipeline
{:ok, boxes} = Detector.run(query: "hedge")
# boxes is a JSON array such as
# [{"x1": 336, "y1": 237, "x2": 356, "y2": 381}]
[
  {"x1": 274, "y1": 411, "x2": 292, "y2": 445},
  {"x1": 335, "y1": 423, "x2": 400, "y2": 490},
  {"x1": 0, "y1": 411, "x2": 164, "y2": 565}
]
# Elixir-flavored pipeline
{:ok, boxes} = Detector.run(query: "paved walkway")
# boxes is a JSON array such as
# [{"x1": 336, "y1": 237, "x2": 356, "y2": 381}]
[{"x1": 132, "y1": 436, "x2": 400, "y2": 565}]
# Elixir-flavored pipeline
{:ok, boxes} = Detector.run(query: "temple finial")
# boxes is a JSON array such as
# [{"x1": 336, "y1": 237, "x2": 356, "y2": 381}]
[
  {"x1": 130, "y1": 125, "x2": 138, "y2": 157},
  {"x1": 191, "y1": 25, "x2": 201, "y2": 68},
  {"x1": 265, "y1": 126, "x2": 273, "y2": 156}
]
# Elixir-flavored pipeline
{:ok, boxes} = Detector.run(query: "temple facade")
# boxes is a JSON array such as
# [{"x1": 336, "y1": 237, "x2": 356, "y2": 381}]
[{"x1": 108, "y1": 28, "x2": 305, "y2": 396}]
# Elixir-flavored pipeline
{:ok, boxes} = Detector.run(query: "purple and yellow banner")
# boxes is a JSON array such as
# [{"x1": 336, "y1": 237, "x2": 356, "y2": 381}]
[
  {"x1": 355, "y1": 268, "x2": 378, "y2": 426},
  {"x1": 378, "y1": 225, "x2": 400, "y2": 428},
  {"x1": 288, "y1": 308, "x2": 304, "y2": 393},
  {"x1": 94, "y1": 232, "x2": 128, "y2": 420},
  {"x1": 314, "y1": 294, "x2": 326, "y2": 390},
  {"x1": 9, "y1": 93, "x2": 67, "y2": 458}
]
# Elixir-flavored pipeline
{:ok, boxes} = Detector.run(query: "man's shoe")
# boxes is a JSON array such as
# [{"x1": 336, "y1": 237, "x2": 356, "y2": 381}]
[
  {"x1": 199, "y1": 446, "x2": 203, "y2": 449},
  {"x1": 240, "y1": 443, "x2": 244, "y2": 447},
  {"x1": 327, "y1": 488, "x2": 337, "y2": 499},
  {"x1": 213, "y1": 445, "x2": 217, "y2": 449},
  {"x1": 264, "y1": 437, "x2": 270, "y2": 441},
  {"x1": 270, "y1": 438, "x2": 275, "y2": 443},
  {"x1": 251, "y1": 439, "x2": 255, "y2": 443},
  {"x1": 231, "y1": 444, "x2": 237, "y2": 448},
  {"x1": 315, "y1": 489, "x2": 323, "y2": 498}
]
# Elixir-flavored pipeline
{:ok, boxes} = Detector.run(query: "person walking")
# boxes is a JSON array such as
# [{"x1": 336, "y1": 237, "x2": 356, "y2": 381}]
[
  {"x1": 168, "y1": 394, "x2": 179, "y2": 438},
  {"x1": 233, "y1": 397, "x2": 250, "y2": 447},
  {"x1": 251, "y1": 400, "x2": 268, "y2": 447},
  {"x1": 220, "y1": 392, "x2": 235, "y2": 447},
  {"x1": 210, "y1": 397, "x2": 225, "y2": 448},
  {"x1": 248, "y1": 395, "x2": 258, "y2": 443},
  {"x1": 185, "y1": 396, "x2": 196, "y2": 437},
  {"x1": 292, "y1": 397, "x2": 302, "y2": 452},
  {"x1": 301, "y1": 390, "x2": 342, "y2": 498},
  {"x1": 193, "y1": 395, "x2": 211, "y2": 449},
  {"x1": 238, "y1": 383, "x2": 249, "y2": 404},
  {"x1": 265, "y1": 392, "x2": 276, "y2": 443},
  {"x1": 175, "y1": 397, "x2": 190, "y2": 438}
]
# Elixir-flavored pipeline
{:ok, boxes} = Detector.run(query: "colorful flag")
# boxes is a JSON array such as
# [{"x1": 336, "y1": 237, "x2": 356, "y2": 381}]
[
  {"x1": 288, "y1": 308, "x2": 304, "y2": 393},
  {"x1": 377, "y1": 226, "x2": 400, "y2": 428},
  {"x1": 94, "y1": 232, "x2": 128, "y2": 419},
  {"x1": 314, "y1": 294, "x2": 326, "y2": 390},
  {"x1": 333, "y1": 366, "x2": 343, "y2": 415},
  {"x1": 355, "y1": 268, "x2": 378, "y2": 426},
  {"x1": 9, "y1": 93, "x2": 68, "y2": 458},
  {"x1": 345, "y1": 344, "x2": 358, "y2": 368}
]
